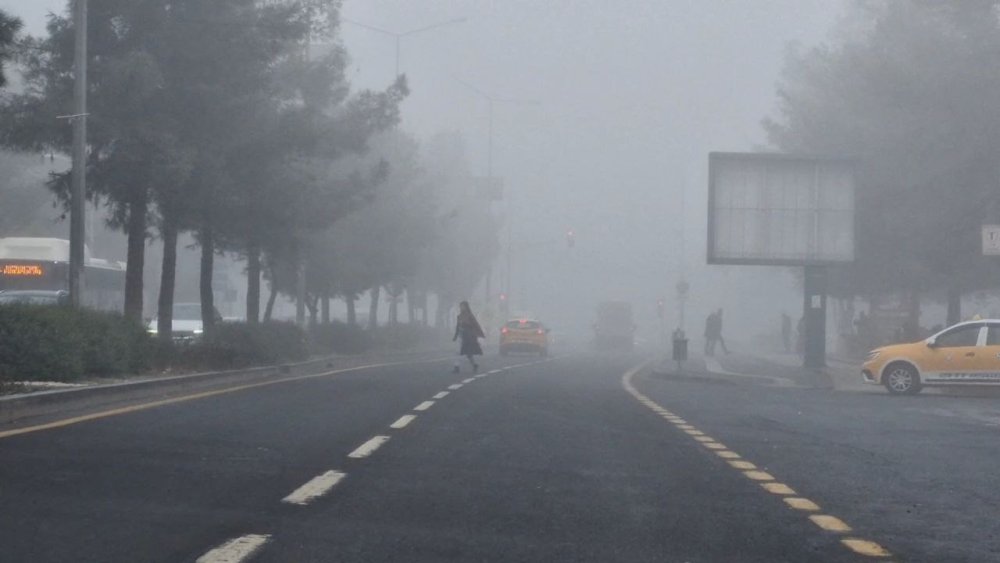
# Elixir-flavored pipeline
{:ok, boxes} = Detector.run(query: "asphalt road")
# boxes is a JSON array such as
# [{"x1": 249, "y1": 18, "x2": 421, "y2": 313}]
[{"x1": 1, "y1": 349, "x2": 999, "y2": 561}]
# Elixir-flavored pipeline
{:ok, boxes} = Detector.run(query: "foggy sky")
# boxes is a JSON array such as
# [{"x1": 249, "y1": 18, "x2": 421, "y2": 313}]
[{"x1": 3, "y1": 0, "x2": 843, "y2": 336}]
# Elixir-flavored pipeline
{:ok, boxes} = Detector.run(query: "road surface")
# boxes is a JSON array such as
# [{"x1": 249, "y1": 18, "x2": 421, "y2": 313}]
[{"x1": 1, "y1": 350, "x2": 998, "y2": 561}]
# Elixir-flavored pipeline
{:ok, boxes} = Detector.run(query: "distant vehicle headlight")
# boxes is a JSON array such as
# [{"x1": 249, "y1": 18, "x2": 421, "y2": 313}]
[{"x1": 193, "y1": 329, "x2": 203, "y2": 335}]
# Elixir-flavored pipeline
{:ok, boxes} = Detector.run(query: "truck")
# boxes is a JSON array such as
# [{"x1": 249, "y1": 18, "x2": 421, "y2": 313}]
[{"x1": 594, "y1": 301, "x2": 635, "y2": 351}]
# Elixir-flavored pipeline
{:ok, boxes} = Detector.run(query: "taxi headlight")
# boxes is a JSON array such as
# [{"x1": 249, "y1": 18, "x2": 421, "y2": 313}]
[{"x1": 865, "y1": 350, "x2": 881, "y2": 362}]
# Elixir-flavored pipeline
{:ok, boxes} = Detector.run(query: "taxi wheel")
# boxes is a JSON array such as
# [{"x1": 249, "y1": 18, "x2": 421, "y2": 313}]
[{"x1": 884, "y1": 363, "x2": 921, "y2": 395}]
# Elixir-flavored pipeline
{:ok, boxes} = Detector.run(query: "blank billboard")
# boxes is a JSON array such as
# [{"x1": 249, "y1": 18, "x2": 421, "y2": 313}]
[{"x1": 707, "y1": 153, "x2": 855, "y2": 266}]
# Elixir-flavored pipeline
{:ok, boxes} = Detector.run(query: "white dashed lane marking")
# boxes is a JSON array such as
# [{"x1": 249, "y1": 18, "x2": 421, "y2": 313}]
[
  {"x1": 282, "y1": 470, "x2": 346, "y2": 506},
  {"x1": 462, "y1": 377, "x2": 476, "y2": 384},
  {"x1": 432, "y1": 391, "x2": 449, "y2": 399},
  {"x1": 390, "y1": 414, "x2": 416, "y2": 429},
  {"x1": 348, "y1": 435, "x2": 390, "y2": 459},
  {"x1": 448, "y1": 384, "x2": 463, "y2": 390},
  {"x1": 413, "y1": 401, "x2": 435, "y2": 411},
  {"x1": 196, "y1": 534, "x2": 271, "y2": 563}
]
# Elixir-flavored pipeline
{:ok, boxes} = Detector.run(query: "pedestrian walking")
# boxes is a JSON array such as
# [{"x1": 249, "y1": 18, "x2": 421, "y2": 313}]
[
  {"x1": 715, "y1": 308, "x2": 730, "y2": 354},
  {"x1": 453, "y1": 301, "x2": 485, "y2": 373},
  {"x1": 704, "y1": 311, "x2": 718, "y2": 356},
  {"x1": 781, "y1": 312, "x2": 792, "y2": 353}
]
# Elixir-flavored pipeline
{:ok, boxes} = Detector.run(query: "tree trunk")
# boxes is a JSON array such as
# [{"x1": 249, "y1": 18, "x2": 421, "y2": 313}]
[
  {"x1": 199, "y1": 224, "x2": 216, "y2": 333},
  {"x1": 388, "y1": 285, "x2": 398, "y2": 327},
  {"x1": 264, "y1": 278, "x2": 278, "y2": 322},
  {"x1": 157, "y1": 219, "x2": 178, "y2": 341},
  {"x1": 123, "y1": 189, "x2": 148, "y2": 323},
  {"x1": 321, "y1": 292, "x2": 330, "y2": 324},
  {"x1": 246, "y1": 242, "x2": 261, "y2": 324},
  {"x1": 346, "y1": 295, "x2": 356, "y2": 326},
  {"x1": 947, "y1": 286, "x2": 962, "y2": 326},
  {"x1": 407, "y1": 289, "x2": 415, "y2": 325},
  {"x1": 368, "y1": 285, "x2": 380, "y2": 330},
  {"x1": 307, "y1": 294, "x2": 318, "y2": 328}
]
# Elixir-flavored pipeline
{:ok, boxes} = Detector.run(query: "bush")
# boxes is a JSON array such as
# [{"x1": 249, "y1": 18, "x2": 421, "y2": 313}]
[
  {"x1": 371, "y1": 324, "x2": 441, "y2": 350},
  {"x1": 0, "y1": 305, "x2": 151, "y2": 382},
  {"x1": 169, "y1": 321, "x2": 310, "y2": 370},
  {"x1": 309, "y1": 321, "x2": 372, "y2": 355}
]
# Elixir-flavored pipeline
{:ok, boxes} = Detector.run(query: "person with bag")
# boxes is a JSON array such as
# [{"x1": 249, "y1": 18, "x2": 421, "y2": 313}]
[{"x1": 453, "y1": 301, "x2": 485, "y2": 373}]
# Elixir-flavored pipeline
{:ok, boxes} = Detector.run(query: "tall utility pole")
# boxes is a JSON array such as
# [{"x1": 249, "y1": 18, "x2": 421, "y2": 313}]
[
  {"x1": 342, "y1": 17, "x2": 467, "y2": 79},
  {"x1": 69, "y1": 0, "x2": 88, "y2": 308},
  {"x1": 455, "y1": 79, "x2": 538, "y2": 309}
]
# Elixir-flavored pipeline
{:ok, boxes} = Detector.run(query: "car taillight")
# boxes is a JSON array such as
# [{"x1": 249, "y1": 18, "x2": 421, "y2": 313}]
[
  {"x1": 537, "y1": 329, "x2": 544, "y2": 335},
  {"x1": 501, "y1": 327, "x2": 508, "y2": 334}
]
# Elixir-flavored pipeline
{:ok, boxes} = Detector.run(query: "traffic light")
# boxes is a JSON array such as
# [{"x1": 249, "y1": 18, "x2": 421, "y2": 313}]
[{"x1": 566, "y1": 229, "x2": 576, "y2": 248}]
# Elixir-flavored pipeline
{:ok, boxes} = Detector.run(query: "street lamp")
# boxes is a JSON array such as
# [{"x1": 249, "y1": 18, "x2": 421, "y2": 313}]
[
  {"x1": 342, "y1": 16, "x2": 467, "y2": 77},
  {"x1": 454, "y1": 79, "x2": 540, "y2": 307}
]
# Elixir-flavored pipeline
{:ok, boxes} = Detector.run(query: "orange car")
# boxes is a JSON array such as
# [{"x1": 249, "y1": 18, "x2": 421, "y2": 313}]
[
  {"x1": 499, "y1": 319, "x2": 549, "y2": 356},
  {"x1": 862, "y1": 319, "x2": 1000, "y2": 394}
]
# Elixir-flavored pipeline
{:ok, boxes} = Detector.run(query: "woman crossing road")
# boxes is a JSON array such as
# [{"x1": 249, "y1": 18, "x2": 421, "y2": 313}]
[{"x1": 453, "y1": 301, "x2": 485, "y2": 373}]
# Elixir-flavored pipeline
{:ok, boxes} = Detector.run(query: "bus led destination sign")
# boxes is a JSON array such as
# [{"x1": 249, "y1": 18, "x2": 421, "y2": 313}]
[{"x1": 1, "y1": 264, "x2": 45, "y2": 277}]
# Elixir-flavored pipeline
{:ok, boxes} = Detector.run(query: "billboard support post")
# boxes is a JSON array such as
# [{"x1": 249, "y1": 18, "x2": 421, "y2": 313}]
[
  {"x1": 803, "y1": 265, "x2": 827, "y2": 369},
  {"x1": 707, "y1": 152, "x2": 855, "y2": 370}
]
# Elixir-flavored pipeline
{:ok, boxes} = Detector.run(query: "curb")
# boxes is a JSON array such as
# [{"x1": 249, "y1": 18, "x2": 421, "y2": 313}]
[{"x1": 0, "y1": 349, "x2": 448, "y2": 427}]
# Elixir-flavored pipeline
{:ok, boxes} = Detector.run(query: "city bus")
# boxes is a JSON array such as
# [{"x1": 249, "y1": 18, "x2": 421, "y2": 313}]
[{"x1": 0, "y1": 237, "x2": 126, "y2": 311}]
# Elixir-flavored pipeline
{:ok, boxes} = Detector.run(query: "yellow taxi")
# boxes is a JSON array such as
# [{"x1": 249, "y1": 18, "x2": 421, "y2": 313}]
[
  {"x1": 499, "y1": 318, "x2": 549, "y2": 356},
  {"x1": 862, "y1": 320, "x2": 1000, "y2": 394}
]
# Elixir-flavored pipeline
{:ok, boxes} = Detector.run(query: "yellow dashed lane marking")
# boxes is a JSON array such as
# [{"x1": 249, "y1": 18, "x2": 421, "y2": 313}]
[
  {"x1": 762, "y1": 482, "x2": 796, "y2": 495},
  {"x1": 841, "y1": 538, "x2": 892, "y2": 557},
  {"x1": 743, "y1": 470, "x2": 775, "y2": 481},
  {"x1": 810, "y1": 514, "x2": 852, "y2": 532},
  {"x1": 621, "y1": 362, "x2": 892, "y2": 560},
  {"x1": 784, "y1": 497, "x2": 820, "y2": 511}
]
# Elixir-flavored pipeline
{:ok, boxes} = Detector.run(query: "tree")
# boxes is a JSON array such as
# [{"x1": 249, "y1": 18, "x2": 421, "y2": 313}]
[
  {"x1": 764, "y1": 1, "x2": 1000, "y2": 325},
  {"x1": 0, "y1": 8, "x2": 21, "y2": 89}
]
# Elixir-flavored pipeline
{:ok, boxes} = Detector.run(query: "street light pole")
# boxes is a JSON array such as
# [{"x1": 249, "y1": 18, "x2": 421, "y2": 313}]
[
  {"x1": 454, "y1": 79, "x2": 539, "y2": 310},
  {"x1": 342, "y1": 17, "x2": 467, "y2": 79},
  {"x1": 69, "y1": 0, "x2": 88, "y2": 309}
]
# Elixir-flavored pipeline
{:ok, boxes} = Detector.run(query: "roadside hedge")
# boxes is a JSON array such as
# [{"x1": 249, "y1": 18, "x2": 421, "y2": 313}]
[
  {"x1": 0, "y1": 306, "x2": 442, "y2": 384},
  {"x1": 0, "y1": 305, "x2": 151, "y2": 382},
  {"x1": 169, "y1": 321, "x2": 310, "y2": 370}
]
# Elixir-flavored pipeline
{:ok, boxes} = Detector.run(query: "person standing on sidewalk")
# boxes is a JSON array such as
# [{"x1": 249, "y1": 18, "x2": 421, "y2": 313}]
[{"x1": 453, "y1": 301, "x2": 485, "y2": 373}]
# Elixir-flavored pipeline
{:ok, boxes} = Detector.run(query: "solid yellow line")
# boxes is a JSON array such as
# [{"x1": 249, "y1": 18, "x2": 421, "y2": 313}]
[
  {"x1": 729, "y1": 460, "x2": 756, "y2": 470},
  {"x1": 743, "y1": 470, "x2": 775, "y2": 481},
  {"x1": 703, "y1": 442, "x2": 727, "y2": 450},
  {"x1": 716, "y1": 451, "x2": 741, "y2": 459},
  {"x1": 841, "y1": 538, "x2": 892, "y2": 557},
  {"x1": 0, "y1": 357, "x2": 448, "y2": 440}
]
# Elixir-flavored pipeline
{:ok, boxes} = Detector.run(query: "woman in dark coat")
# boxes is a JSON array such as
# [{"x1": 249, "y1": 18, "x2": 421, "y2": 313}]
[{"x1": 453, "y1": 301, "x2": 485, "y2": 373}]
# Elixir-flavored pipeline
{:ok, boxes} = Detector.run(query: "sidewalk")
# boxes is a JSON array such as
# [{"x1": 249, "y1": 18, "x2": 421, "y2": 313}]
[{"x1": 651, "y1": 347, "x2": 876, "y2": 392}]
